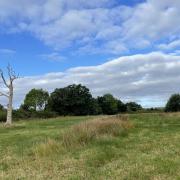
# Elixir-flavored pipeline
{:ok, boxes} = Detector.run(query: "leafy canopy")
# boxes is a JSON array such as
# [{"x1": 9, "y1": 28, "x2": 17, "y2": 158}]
[
  {"x1": 22, "y1": 89, "x2": 49, "y2": 111},
  {"x1": 97, "y1": 94, "x2": 118, "y2": 115},
  {"x1": 48, "y1": 84, "x2": 94, "y2": 115},
  {"x1": 165, "y1": 94, "x2": 180, "y2": 112}
]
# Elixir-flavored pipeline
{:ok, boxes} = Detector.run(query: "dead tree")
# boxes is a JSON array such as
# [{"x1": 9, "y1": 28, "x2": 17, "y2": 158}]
[{"x1": 0, "y1": 65, "x2": 18, "y2": 125}]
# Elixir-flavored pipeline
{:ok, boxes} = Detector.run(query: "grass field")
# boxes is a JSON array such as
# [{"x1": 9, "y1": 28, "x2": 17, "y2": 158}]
[{"x1": 0, "y1": 113, "x2": 180, "y2": 179}]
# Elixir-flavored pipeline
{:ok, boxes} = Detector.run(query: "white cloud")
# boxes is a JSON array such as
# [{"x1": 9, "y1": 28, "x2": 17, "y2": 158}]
[
  {"x1": 40, "y1": 52, "x2": 66, "y2": 62},
  {"x1": 122, "y1": 0, "x2": 180, "y2": 40},
  {"x1": 0, "y1": 1, "x2": 180, "y2": 108},
  {"x1": 158, "y1": 40, "x2": 180, "y2": 50},
  {"x1": 0, "y1": 49, "x2": 16, "y2": 54},
  {"x1": 0, "y1": 0, "x2": 179, "y2": 54},
  {"x1": 1, "y1": 52, "x2": 180, "y2": 108}
]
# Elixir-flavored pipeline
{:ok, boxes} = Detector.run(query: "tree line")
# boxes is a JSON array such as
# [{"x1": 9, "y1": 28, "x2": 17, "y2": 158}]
[
  {"x1": 20, "y1": 84, "x2": 142, "y2": 116},
  {"x1": 0, "y1": 84, "x2": 143, "y2": 122},
  {"x1": 17, "y1": 87, "x2": 180, "y2": 116},
  {"x1": 1, "y1": 83, "x2": 180, "y2": 123},
  {"x1": 1, "y1": 65, "x2": 180, "y2": 124}
]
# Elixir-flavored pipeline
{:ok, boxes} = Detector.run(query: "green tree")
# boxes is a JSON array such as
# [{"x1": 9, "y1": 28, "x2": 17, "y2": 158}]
[
  {"x1": 48, "y1": 84, "x2": 93, "y2": 115},
  {"x1": 117, "y1": 100, "x2": 127, "y2": 112},
  {"x1": 0, "y1": 104, "x2": 4, "y2": 111},
  {"x1": 126, "y1": 102, "x2": 142, "y2": 112},
  {"x1": 22, "y1": 89, "x2": 49, "y2": 111},
  {"x1": 89, "y1": 98, "x2": 102, "y2": 115},
  {"x1": 98, "y1": 94, "x2": 118, "y2": 115},
  {"x1": 165, "y1": 94, "x2": 180, "y2": 112}
]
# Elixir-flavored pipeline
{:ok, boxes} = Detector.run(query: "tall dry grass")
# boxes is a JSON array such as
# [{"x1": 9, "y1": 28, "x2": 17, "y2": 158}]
[
  {"x1": 33, "y1": 139, "x2": 61, "y2": 157},
  {"x1": 33, "y1": 116, "x2": 133, "y2": 157},
  {"x1": 62, "y1": 116, "x2": 133, "y2": 148}
]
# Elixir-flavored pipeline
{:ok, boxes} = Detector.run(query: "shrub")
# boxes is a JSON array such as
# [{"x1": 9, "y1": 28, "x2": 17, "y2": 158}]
[
  {"x1": 126, "y1": 102, "x2": 142, "y2": 112},
  {"x1": 13, "y1": 109, "x2": 31, "y2": 119},
  {"x1": 13, "y1": 109, "x2": 58, "y2": 120},
  {"x1": 0, "y1": 104, "x2": 4, "y2": 111},
  {"x1": 62, "y1": 116, "x2": 133, "y2": 148},
  {"x1": 33, "y1": 111, "x2": 58, "y2": 119},
  {"x1": 0, "y1": 111, "x2": 6, "y2": 122}
]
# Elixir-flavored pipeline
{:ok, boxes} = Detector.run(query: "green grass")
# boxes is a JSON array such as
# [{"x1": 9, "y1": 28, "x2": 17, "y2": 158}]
[{"x1": 0, "y1": 113, "x2": 180, "y2": 179}]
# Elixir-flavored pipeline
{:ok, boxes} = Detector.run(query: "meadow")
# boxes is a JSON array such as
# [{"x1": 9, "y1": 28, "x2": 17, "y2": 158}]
[{"x1": 0, "y1": 113, "x2": 180, "y2": 179}]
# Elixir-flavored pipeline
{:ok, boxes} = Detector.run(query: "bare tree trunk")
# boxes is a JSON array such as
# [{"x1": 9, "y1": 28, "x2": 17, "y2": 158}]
[
  {"x1": 6, "y1": 86, "x2": 13, "y2": 125},
  {"x1": 0, "y1": 65, "x2": 18, "y2": 126}
]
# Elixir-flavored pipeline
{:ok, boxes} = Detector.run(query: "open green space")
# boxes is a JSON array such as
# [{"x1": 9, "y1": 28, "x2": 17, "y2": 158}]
[{"x1": 0, "y1": 113, "x2": 180, "y2": 179}]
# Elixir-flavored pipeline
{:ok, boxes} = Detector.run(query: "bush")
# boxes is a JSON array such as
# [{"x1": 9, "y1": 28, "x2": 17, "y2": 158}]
[
  {"x1": 165, "y1": 94, "x2": 180, "y2": 112},
  {"x1": 0, "y1": 111, "x2": 6, "y2": 122},
  {"x1": 32, "y1": 111, "x2": 58, "y2": 119},
  {"x1": 13, "y1": 109, "x2": 58, "y2": 120},
  {"x1": 13, "y1": 109, "x2": 32, "y2": 119},
  {"x1": 126, "y1": 102, "x2": 142, "y2": 112},
  {"x1": 62, "y1": 116, "x2": 133, "y2": 148},
  {"x1": 0, "y1": 104, "x2": 4, "y2": 111}
]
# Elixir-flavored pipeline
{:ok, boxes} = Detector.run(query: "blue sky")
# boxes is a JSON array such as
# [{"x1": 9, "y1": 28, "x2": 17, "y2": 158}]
[
  {"x1": 0, "y1": 0, "x2": 146, "y2": 75},
  {"x1": 0, "y1": 0, "x2": 180, "y2": 107}
]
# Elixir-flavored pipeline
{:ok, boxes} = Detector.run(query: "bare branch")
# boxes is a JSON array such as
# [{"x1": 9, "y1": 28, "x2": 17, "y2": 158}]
[
  {"x1": 7, "y1": 64, "x2": 19, "y2": 82},
  {"x1": 0, "y1": 69, "x2": 9, "y2": 88},
  {"x1": 0, "y1": 91, "x2": 9, "y2": 98}
]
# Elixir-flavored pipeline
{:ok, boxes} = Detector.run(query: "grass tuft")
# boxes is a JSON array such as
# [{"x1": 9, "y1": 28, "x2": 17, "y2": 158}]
[
  {"x1": 62, "y1": 116, "x2": 133, "y2": 148},
  {"x1": 33, "y1": 139, "x2": 62, "y2": 157}
]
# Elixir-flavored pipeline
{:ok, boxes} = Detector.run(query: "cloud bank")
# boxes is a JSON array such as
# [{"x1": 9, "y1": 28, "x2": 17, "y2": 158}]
[
  {"x1": 0, "y1": 1, "x2": 180, "y2": 108},
  {"x1": 1, "y1": 52, "x2": 180, "y2": 108}
]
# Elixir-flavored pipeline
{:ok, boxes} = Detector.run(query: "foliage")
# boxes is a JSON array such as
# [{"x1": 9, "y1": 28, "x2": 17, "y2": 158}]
[
  {"x1": 0, "y1": 111, "x2": 6, "y2": 122},
  {"x1": 49, "y1": 86, "x2": 128, "y2": 115},
  {"x1": 0, "y1": 105, "x2": 6, "y2": 122},
  {"x1": 140, "y1": 107, "x2": 164, "y2": 113},
  {"x1": 33, "y1": 111, "x2": 58, "y2": 119},
  {"x1": 97, "y1": 94, "x2": 118, "y2": 115},
  {"x1": 13, "y1": 109, "x2": 57, "y2": 119},
  {"x1": 22, "y1": 89, "x2": 49, "y2": 111},
  {"x1": 89, "y1": 98, "x2": 102, "y2": 115},
  {"x1": 126, "y1": 102, "x2": 142, "y2": 112},
  {"x1": 13, "y1": 109, "x2": 31, "y2": 119},
  {"x1": 165, "y1": 94, "x2": 180, "y2": 112},
  {"x1": 48, "y1": 84, "x2": 94, "y2": 115},
  {"x1": 0, "y1": 104, "x2": 4, "y2": 111},
  {"x1": 14, "y1": 84, "x2": 143, "y2": 118},
  {"x1": 117, "y1": 100, "x2": 127, "y2": 112}
]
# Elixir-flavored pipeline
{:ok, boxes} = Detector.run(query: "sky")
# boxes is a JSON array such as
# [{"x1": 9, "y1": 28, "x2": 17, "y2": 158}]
[{"x1": 0, "y1": 0, "x2": 180, "y2": 108}]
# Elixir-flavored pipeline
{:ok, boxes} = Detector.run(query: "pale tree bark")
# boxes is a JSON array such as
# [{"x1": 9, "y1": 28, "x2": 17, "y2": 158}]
[{"x1": 0, "y1": 65, "x2": 18, "y2": 125}]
